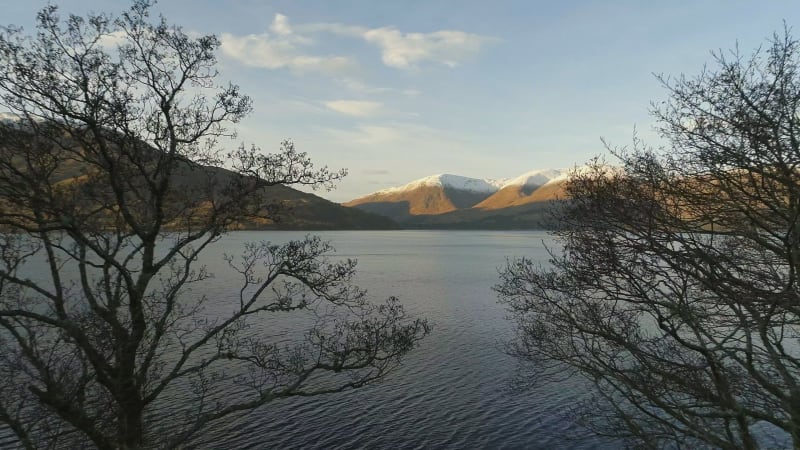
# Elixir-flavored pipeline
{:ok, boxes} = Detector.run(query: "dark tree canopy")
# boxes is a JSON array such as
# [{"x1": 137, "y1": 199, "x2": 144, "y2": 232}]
[
  {"x1": 0, "y1": 2, "x2": 428, "y2": 448},
  {"x1": 498, "y1": 30, "x2": 800, "y2": 449}
]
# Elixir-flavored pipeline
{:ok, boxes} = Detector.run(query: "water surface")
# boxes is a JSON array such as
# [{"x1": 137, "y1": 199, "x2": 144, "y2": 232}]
[
  {"x1": 187, "y1": 230, "x2": 607, "y2": 449},
  {"x1": 0, "y1": 230, "x2": 613, "y2": 449}
]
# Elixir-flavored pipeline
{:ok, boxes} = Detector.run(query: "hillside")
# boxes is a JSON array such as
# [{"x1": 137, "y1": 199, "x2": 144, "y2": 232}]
[
  {"x1": 240, "y1": 183, "x2": 397, "y2": 230},
  {"x1": 0, "y1": 124, "x2": 395, "y2": 231}
]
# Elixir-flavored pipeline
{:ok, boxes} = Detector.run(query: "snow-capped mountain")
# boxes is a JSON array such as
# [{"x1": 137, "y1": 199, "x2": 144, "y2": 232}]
[
  {"x1": 475, "y1": 169, "x2": 568, "y2": 210},
  {"x1": 343, "y1": 173, "x2": 504, "y2": 220},
  {"x1": 498, "y1": 169, "x2": 564, "y2": 189},
  {"x1": 343, "y1": 169, "x2": 571, "y2": 224}
]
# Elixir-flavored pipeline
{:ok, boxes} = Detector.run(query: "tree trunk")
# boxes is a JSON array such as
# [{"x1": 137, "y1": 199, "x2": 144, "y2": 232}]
[
  {"x1": 118, "y1": 398, "x2": 144, "y2": 450},
  {"x1": 789, "y1": 390, "x2": 800, "y2": 450},
  {"x1": 117, "y1": 369, "x2": 145, "y2": 450}
]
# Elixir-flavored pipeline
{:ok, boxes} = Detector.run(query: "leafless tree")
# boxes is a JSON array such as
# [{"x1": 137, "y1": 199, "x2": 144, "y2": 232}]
[
  {"x1": 0, "y1": 2, "x2": 428, "y2": 448},
  {"x1": 497, "y1": 30, "x2": 800, "y2": 449}
]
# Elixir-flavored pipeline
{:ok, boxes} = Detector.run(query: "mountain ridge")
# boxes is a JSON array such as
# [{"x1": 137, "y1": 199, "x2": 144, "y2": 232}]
[{"x1": 343, "y1": 169, "x2": 572, "y2": 227}]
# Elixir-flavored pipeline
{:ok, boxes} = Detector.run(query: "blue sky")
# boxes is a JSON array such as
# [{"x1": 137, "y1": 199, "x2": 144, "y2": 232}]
[{"x1": 2, "y1": 1, "x2": 799, "y2": 201}]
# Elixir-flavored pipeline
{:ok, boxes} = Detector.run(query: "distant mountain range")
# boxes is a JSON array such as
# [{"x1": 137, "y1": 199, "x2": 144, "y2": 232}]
[{"x1": 342, "y1": 169, "x2": 571, "y2": 228}]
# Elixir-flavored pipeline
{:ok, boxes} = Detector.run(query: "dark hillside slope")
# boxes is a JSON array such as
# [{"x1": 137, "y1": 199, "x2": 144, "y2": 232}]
[{"x1": 1, "y1": 126, "x2": 395, "y2": 230}]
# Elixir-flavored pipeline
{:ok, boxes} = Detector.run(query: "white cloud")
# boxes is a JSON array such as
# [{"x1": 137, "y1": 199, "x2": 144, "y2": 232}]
[
  {"x1": 324, "y1": 100, "x2": 382, "y2": 117},
  {"x1": 220, "y1": 33, "x2": 352, "y2": 73},
  {"x1": 270, "y1": 13, "x2": 292, "y2": 36},
  {"x1": 97, "y1": 30, "x2": 128, "y2": 49},
  {"x1": 362, "y1": 28, "x2": 493, "y2": 69},
  {"x1": 221, "y1": 14, "x2": 495, "y2": 75},
  {"x1": 220, "y1": 14, "x2": 353, "y2": 74},
  {"x1": 292, "y1": 16, "x2": 496, "y2": 70},
  {"x1": 255, "y1": 14, "x2": 497, "y2": 70}
]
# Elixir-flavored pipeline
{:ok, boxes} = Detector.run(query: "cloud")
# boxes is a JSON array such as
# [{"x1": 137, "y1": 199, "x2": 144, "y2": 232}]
[
  {"x1": 220, "y1": 14, "x2": 353, "y2": 74},
  {"x1": 324, "y1": 100, "x2": 382, "y2": 117},
  {"x1": 97, "y1": 30, "x2": 128, "y2": 49},
  {"x1": 362, "y1": 28, "x2": 494, "y2": 69},
  {"x1": 296, "y1": 17, "x2": 497, "y2": 70},
  {"x1": 221, "y1": 14, "x2": 495, "y2": 75},
  {"x1": 270, "y1": 13, "x2": 292, "y2": 36}
]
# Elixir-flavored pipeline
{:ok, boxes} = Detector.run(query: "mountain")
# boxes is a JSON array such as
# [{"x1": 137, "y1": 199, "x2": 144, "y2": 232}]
[
  {"x1": 0, "y1": 122, "x2": 395, "y2": 231},
  {"x1": 343, "y1": 169, "x2": 571, "y2": 229},
  {"x1": 235, "y1": 184, "x2": 397, "y2": 230},
  {"x1": 474, "y1": 169, "x2": 567, "y2": 210},
  {"x1": 342, "y1": 174, "x2": 505, "y2": 222}
]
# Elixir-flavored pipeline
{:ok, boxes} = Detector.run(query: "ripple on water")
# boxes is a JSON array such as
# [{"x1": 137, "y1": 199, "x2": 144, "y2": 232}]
[
  {"x1": 182, "y1": 231, "x2": 611, "y2": 449},
  {"x1": 4, "y1": 231, "x2": 616, "y2": 449}
]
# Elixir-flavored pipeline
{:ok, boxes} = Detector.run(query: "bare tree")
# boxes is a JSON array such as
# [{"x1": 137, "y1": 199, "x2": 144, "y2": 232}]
[
  {"x1": 497, "y1": 30, "x2": 800, "y2": 449},
  {"x1": 0, "y1": 2, "x2": 428, "y2": 449}
]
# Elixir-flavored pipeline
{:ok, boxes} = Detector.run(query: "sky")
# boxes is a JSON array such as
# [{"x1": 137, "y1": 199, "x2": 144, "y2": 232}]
[{"x1": 1, "y1": 1, "x2": 799, "y2": 201}]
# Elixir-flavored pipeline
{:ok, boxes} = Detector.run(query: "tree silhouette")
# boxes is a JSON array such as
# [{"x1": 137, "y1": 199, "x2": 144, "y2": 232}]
[
  {"x1": 498, "y1": 30, "x2": 800, "y2": 449},
  {"x1": 0, "y1": 2, "x2": 428, "y2": 448}
]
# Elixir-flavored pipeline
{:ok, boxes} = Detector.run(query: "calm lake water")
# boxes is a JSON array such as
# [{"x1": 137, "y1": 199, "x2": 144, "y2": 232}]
[
  {"x1": 1, "y1": 230, "x2": 616, "y2": 449},
  {"x1": 183, "y1": 230, "x2": 611, "y2": 449}
]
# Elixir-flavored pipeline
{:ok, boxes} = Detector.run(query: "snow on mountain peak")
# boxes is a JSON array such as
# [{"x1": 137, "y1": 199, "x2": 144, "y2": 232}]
[
  {"x1": 500, "y1": 169, "x2": 565, "y2": 189},
  {"x1": 370, "y1": 167, "x2": 607, "y2": 197},
  {"x1": 377, "y1": 173, "x2": 502, "y2": 195}
]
